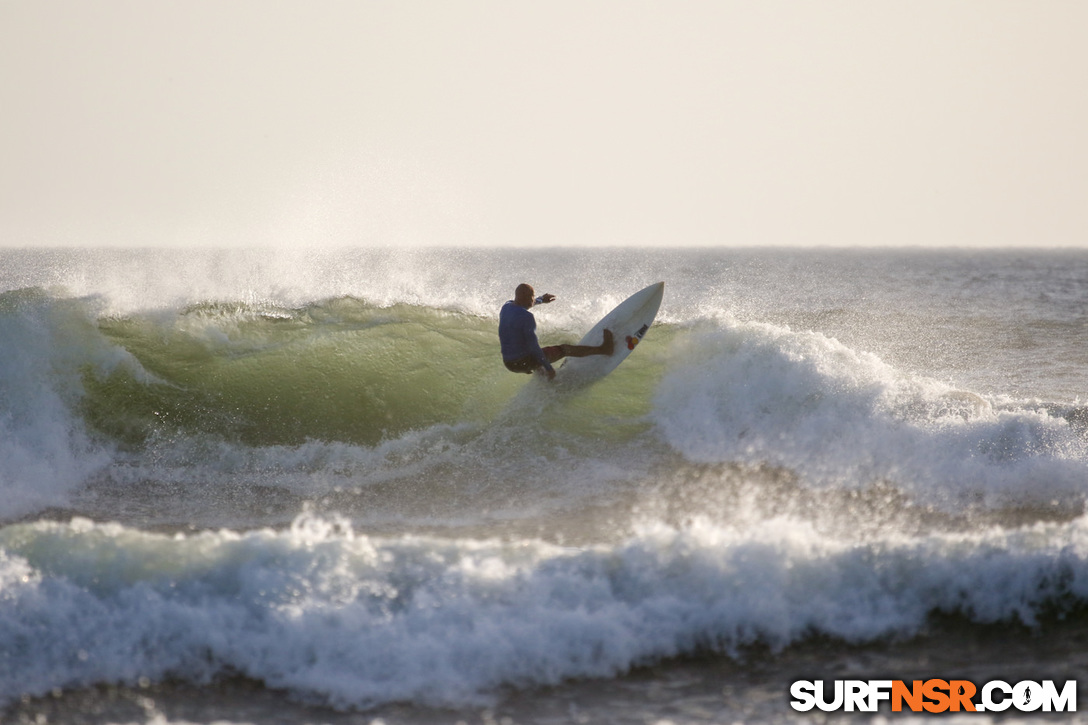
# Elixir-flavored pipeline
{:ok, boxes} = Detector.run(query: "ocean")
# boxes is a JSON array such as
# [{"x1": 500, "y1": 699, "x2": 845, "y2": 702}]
[{"x1": 1, "y1": 247, "x2": 1087, "y2": 724}]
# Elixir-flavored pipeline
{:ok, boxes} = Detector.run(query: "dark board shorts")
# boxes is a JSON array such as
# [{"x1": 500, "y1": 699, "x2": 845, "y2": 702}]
[{"x1": 503, "y1": 347, "x2": 561, "y2": 374}]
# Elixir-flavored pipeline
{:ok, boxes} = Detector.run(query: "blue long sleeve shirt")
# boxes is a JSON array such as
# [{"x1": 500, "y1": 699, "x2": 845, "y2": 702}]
[{"x1": 498, "y1": 301, "x2": 554, "y2": 373}]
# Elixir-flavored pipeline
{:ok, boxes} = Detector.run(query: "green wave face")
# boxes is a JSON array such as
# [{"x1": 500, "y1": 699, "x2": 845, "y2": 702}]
[{"x1": 85, "y1": 298, "x2": 524, "y2": 447}]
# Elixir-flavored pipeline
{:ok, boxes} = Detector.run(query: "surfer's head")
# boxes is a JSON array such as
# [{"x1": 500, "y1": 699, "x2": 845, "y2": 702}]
[{"x1": 514, "y1": 283, "x2": 535, "y2": 308}]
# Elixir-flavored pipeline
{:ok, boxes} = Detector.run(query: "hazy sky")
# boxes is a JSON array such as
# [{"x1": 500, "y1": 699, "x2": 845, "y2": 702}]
[{"x1": 2, "y1": 1, "x2": 1086, "y2": 248}]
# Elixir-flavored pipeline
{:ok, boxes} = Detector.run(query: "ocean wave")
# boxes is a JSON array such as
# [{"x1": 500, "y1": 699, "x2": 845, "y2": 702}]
[
  {"x1": 652, "y1": 319, "x2": 1088, "y2": 509},
  {"x1": 88, "y1": 295, "x2": 519, "y2": 447},
  {"x1": 2, "y1": 513, "x2": 1088, "y2": 710},
  {"x1": 1, "y1": 288, "x2": 1085, "y2": 525},
  {"x1": 0, "y1": 288, "x2": 670, "y2": 521}
]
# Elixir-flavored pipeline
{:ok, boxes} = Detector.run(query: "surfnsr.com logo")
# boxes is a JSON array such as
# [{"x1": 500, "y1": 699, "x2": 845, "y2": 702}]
[{"x1": 790, "y1": 679, "x2": 1077, "y2": 713}]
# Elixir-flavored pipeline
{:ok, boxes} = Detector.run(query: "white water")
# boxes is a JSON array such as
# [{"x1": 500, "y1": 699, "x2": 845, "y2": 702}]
[
  {"x1": 2, "y1": 512, "x2": 1088, "y2": 710},
  {"x1": 1, "y1": 248, "x2": 1087, "y2": 718}
]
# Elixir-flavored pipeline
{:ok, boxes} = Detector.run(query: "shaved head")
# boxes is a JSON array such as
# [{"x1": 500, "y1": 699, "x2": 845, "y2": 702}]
[{"x1": 514, "y1": 283, "x2": 535, "y2": 307}]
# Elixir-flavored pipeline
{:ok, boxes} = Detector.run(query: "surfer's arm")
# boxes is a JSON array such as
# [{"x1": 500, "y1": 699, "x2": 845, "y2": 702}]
[{"x1": 534, "y1": 293, "x2": 556, "y2": 305}]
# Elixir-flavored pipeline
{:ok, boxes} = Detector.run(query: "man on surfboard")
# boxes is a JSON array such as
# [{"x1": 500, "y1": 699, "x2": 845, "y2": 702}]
[{"x1": 499, "y1": 284, "x2": 614, "y2": 381}]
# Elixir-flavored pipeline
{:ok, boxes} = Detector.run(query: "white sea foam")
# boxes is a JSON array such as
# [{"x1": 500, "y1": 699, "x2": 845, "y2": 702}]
[
  {"x1": 2, "y1": 513, "x2": 1088, "y2": 710},
  {"x1": 652, "y1": 319, "x2": 1088, "y2": 509},
  {"x1": 0, "y1": 292, "x2": 120, "y2": 519}
]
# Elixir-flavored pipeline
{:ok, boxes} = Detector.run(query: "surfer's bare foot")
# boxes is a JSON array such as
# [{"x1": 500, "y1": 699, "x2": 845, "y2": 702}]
[{"x1": 601, "y1": 329, "x2": 614, "y2": 356}]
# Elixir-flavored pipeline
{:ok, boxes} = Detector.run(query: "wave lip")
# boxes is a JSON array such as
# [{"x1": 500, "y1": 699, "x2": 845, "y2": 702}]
[{"x1": 2, "y1": 514, "x2": 1088, "y2": 710}]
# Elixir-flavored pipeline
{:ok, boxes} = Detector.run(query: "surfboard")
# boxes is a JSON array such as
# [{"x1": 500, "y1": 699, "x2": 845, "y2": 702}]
[{"x1": 555, "y1": 281, "x2": 664, "y2": 386}]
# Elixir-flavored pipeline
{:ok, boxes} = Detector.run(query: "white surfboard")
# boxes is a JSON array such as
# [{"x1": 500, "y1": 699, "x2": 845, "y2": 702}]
[{"x1": 555, "y1": 281, "x2": 664, "y2": 386}]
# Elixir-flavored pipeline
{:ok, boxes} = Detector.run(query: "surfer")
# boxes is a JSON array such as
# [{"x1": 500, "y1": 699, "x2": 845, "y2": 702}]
[{"x1": 499, "y1": 283, "x2": 614, "y2": 381}]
